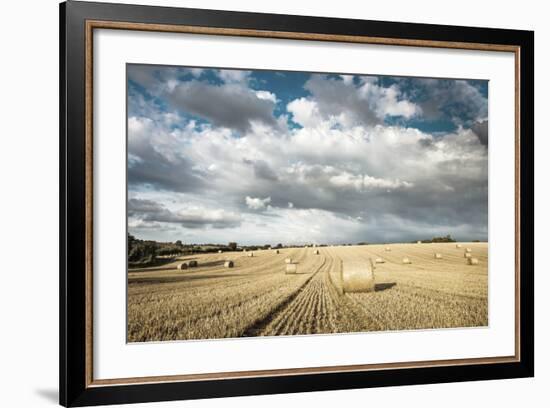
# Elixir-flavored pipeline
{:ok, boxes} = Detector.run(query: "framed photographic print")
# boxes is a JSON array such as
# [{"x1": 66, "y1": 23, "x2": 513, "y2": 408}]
[{"x1": 60, "y1": 0, "x2": 534, "y2": 406}]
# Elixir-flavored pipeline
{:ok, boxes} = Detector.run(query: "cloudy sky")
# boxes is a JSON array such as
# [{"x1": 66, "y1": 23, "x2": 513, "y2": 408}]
[{"x1": 127, "y1": 64, "x2": 488, "y2": 245}]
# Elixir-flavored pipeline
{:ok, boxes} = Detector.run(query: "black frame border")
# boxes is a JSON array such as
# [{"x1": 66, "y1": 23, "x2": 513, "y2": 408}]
[{"x1": 60, "y1": 1, "x2": 534, "y2": 406}]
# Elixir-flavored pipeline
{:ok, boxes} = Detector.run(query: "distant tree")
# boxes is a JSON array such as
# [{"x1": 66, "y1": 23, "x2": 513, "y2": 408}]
[
  {"x1": 275, "y1": 243, "x2": 283, "y2": 249},
  {"x1": 431, "y1": 234, "x2": 456, "y2": 243},
  {"x1": 175, "y1": 240, "x2": 183, "y2": 247},
  {"x1": 228, "y1": 242, "x2": 237, "y2": 251}
]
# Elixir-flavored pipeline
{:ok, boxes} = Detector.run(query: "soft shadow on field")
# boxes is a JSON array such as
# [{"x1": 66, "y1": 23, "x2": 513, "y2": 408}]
[
  {"x1": 129, "y1": 274, "x2": 241, "y2": 285},
  {"x1": 34, "y1": 388, "x2": 57, "y2": 404},
  {"x1": 375, "y1": 282, "x2": 397, "y2": 292}
]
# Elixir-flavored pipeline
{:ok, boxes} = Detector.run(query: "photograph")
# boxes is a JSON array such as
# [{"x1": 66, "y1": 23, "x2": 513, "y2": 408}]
[{"x1": 126, "y1": 64, "x2": 489, "y2": 342}]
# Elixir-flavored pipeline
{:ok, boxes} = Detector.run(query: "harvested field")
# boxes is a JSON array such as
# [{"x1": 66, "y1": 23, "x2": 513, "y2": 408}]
[{"x1": 127, "y1": 243, "x2": 488, "y2": 342}]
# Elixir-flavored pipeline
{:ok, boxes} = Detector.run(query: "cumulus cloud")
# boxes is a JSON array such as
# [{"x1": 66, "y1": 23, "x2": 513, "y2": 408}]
[
  {"x1": 245, "y1": 196, "x2": 271, "y2": 210},
  {"x1": 127, "y1": 66, "x2": 488, "y2": 244},
  {"x1": 289, "y1": 74, "x2": 421, "y2": 128},
  {"x1": 217, "y1": 69, "x2": 251, "y2": 84}
]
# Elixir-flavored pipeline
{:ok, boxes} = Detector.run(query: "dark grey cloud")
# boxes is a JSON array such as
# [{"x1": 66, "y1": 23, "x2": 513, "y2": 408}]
[
  {"x1": 243, "y1": 158, "x2": 279, "y2": 181},
  {"x1": 471, "y1": 120, "x2": 488, "y2": 146},
  {"x1": 128, "y1": 131, "x2": 204, "y2": 193},
  {"x1": 169, "y1": 81, "x2": 278, "y2": 133},
  {"x1": 128, "y1": 198, "x2": 241, "y2": 229},
  {"x1": 304, "y1": 75, "x2": 381, "y2": 126},
  {"x1": 400, "y1": 78, "x2": 488, "y2": 126}
]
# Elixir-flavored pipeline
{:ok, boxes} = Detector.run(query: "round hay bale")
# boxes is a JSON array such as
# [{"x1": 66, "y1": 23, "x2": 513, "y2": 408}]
[
  {"x1": 402, "y1": 257, "x2": 412, "y2": 264},
  {"x1": 465, "y1": 248, "x2": 472, "y2": 253},
  {"x1": 341, "y1": 259, "x2": 375, "y2": 293},
  {"x1": 218, "y1": 250, "x2": 223, "y2": 253},
  {"x1": 243, "y1": 249, "x2": 247, "y2": 252},
  {"x1": 248, "y1": 252, "x2": 254, "y2": 257},
  {"x1": 434, "y1": 253, "x2": 443, "y2": 259},
  {"x1": 224, "y1": 260, "x2": 234, "y2": 268},
  {"x1": 285, "y1": 263, "x2": 297, "y2": 274},
  {"x1": 375, "y1": 258, "x2": 385, "y2": 264},
  {"x1": 464, "y1": 252, "x2": 472, "y2": 258},
  {"x1": 385, "y1": 247, "x2": 391, "y2": 252},
  {"x1": 417, "y1": 241, "x2": 422, "y2": 244},
  {"x1": 313, "y1": 249, "x2": 320, "y2": 255},
  {"x1": 456, "y1": 244, "x2": 462, "y2": 248},
  {"x1": 188, "y1": 260, "x2": 198, "y2": 267},
  {"x1": 177, "y1": 263, "x2": 188, "y2": 270},
  {"x1": 285, "y1": 258, "x2": 292, "y2": 264},
  {"x1": 467, "y1": 257, "x2": 479, "y2": 265},
  {"x1": 274, "y1": 249, "x2": 280, "y2": 254}
]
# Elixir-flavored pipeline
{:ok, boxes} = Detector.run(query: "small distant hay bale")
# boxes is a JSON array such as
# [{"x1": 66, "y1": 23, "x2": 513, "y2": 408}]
[
  {"x1": 188, "y1": 260, "x2": 198, "y2": 267},
  {"x1": 243, "y1": 249, "x2": 247, "y2": 252},
  {"x1": 341, "y1": 259, "x2": 375, "y2": 293},
  {"x1": 375, "y1": 258, "x2": 385, "y2": 264},
  {"x1": 218, "y1": 250, "x2": 223, "y2": 253},
  {"x1": 467, "y1": 257, "x2": 479, "y2": 265},
  {"x1": 417, "y1": 241, "x2": 422, "y2": 244},
  {"x1": 285, "y1": 258, "x2": 292, "y2": 264},
  {"x1": 434, "y1": 253, "x2": 443, "y2": 259},
  {"x1": 456, "y1": 244, "x2": 462, "y2": 248},
  {"x1": 465, "y1": 248, "x2": 472, "y2": 253},
  {"x1": 248, "y1": 252, "x2": 254, "y2": 257},
  {"x1": 285, "y1": 263, "x2": 297, "y2": 274},
  {"x1": 177, "y1": 263, "x2": 188, "y2": 270},
  {"x1": 313, "y1": 249, "x2": 320, "y2": 255},
  {"x1": 275, "y1": 249, "x2": 280, "y2": 254},
  {"x1": 464, "y1": 252, "x2": 472, "y2": 258},
  {"x1": 402, "y1": 257, "x2": 412, "y2": 264},
  {"x1": 385, "y1": 247, "x2": 391, "y2": 252},
  {"x1": 224, "y1": 260, "x2": 234, "y2": 268}
]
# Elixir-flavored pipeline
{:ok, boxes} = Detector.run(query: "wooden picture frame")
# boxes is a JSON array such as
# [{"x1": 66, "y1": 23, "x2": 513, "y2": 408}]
[{"x1": 60, "y1": 1, "x2": 534, "y2": 406}]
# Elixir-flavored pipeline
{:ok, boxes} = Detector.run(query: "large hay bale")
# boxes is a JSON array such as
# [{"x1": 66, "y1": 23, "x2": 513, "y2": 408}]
[
  {"x1": 313, "y1": 249, "x2": 320, "y2": 255},
  {"x1": 456, "y1": 244, "x2": 462, "y2": 248},
  {"x1": 434, "y1": 253, "x2": 443, "y2": 259},
  {"x1": 402, "y1": 257, "x2": 412, "y2": 264},
  {"x1": 285, "y1": 263, "x2": 297, "y2": 274},
  {"x1": 341, "y1": 260, "x2": 375, "y2": 293},
  {"x1": 188, "y1": 260, "x2": 198, "y2": 267},
  {"x1": 285, "y1": 258, "x2": 292, "y2": 264},
  {"x1": 385, "y1": 247, "x2": 391, "y2": 252},
  {"x1": 248, "y1": 252, "x2": 254, "y2": 257},
  {"x1": 375, "y1": 258, "x2": 385, "y2": 264},
  {"x1": 177, "y1": 263, "x2": 188, "y2": 270},
  {"x1": 467, "y1": 257, "x2": 479, "y2": 265},
  {"x1": 464, "y1": 252, "x2": 472, "y2": 258},
  {"x1": 224, "y1": 260, "x2": 234, "y2": 268},
  {"x1": 465, "y1": 248, "x2": 472, "y2": 253}
]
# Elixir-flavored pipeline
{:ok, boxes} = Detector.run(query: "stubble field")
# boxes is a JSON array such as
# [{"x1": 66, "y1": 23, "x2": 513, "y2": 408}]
[{"x1": 127, "y1": 243, "x2": 488, "y2": 342}]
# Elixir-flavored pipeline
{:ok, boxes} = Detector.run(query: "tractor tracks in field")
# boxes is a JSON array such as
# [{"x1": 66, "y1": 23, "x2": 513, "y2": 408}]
[{"x1": 241, "y1": 255, "x2": 328, "y2": 337}]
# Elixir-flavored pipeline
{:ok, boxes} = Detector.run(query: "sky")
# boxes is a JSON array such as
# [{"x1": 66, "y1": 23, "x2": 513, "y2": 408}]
[{"x1": 127, "y1": 64, "x2": 489, "y2": 245}]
